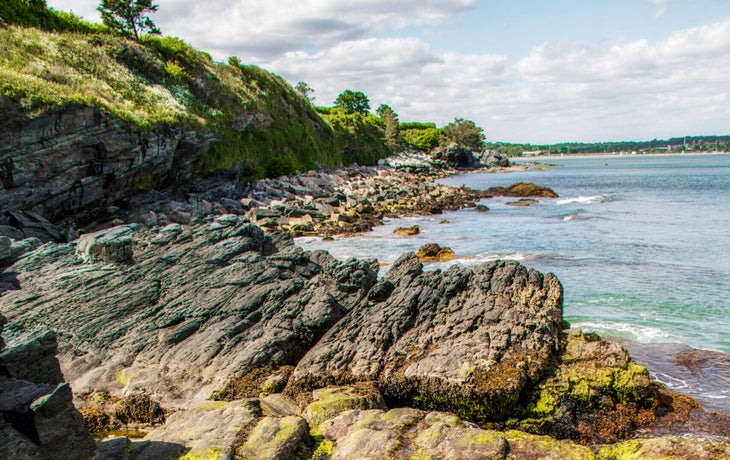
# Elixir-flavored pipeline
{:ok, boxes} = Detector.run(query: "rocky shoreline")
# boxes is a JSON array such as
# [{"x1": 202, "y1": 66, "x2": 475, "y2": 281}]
[{"x1": 2, "y1": 155, "x2": 730, "y2": 459}]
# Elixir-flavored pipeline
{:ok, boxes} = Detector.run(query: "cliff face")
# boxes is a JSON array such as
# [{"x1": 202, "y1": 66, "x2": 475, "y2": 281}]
[
  {"x1": 0, "y1": 24, "x2": 389, "y2": 231},
  {"x1": 0, "y1": 98, "x2": 212, "y2": 225}
]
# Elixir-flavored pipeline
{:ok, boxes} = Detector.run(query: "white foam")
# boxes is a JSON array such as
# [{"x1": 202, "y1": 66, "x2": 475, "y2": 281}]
[
  {"x1": 573, "y1": 321, "x2": 678, "y2": 344},
  {"x1": 557, "y1": 195, "x2": 613, "y2": 205}
]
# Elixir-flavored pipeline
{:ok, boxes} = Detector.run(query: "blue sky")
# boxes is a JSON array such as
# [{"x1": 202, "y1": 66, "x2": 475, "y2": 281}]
[{"x1": 47, "y1": 0, "x2": 730, "y2": 143}]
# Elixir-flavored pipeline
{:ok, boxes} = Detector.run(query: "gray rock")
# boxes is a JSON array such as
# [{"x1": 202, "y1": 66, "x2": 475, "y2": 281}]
[
  {"x1": 76, "y1": 224, "x2": 139, "y2": 264},
  {"x1": 291, "y1": 254, "x2": 564, "y2": 421}
]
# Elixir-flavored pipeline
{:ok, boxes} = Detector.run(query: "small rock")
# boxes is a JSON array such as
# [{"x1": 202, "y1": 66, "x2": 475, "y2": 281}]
[
  {"x1": 393, "y1": 225, "x2": 420, "y2": 236},
  {"x1": 76, "y1": 225, "x2": 138, "y2": 264},
  {"x1": 416, "y1": 243, "x2": 455, "y2": 261}
]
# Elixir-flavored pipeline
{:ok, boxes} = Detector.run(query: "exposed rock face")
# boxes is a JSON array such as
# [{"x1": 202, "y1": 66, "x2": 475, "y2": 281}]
[
  {"x1": 0, "y1": 101, "x2": 214, "y2": 225},
  {"x1": 0, "y1": 315, "x2": 95, "y2": 460}
]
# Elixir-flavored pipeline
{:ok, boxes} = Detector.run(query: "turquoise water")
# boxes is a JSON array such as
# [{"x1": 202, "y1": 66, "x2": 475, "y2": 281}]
[{"x1": 297, "y1": 154, "x2": 730, "y2": 414}]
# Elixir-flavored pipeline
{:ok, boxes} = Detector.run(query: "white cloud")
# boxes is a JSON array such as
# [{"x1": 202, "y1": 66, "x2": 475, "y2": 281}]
[{"x1": 44, "y1": 1, "x2": 730, "y2": 142}]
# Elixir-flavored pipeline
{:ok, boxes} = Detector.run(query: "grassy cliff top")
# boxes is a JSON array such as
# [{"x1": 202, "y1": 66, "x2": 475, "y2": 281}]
[{"x1": 0, "y1": 13, "x2": 390, "y2": 178}]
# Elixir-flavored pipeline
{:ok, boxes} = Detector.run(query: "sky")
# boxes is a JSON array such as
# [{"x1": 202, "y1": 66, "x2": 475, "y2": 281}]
[{"x1": 46, "y1": 0, "x2": 730, "y2": 143}]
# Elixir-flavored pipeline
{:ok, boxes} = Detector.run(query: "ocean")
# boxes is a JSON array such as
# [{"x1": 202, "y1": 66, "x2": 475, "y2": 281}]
[{"x1": 297, "y1": 153, "x2": 730, "y2": 415}]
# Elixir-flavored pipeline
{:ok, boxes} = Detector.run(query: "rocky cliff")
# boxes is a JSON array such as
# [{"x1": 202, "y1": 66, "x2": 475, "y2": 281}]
[{"x1": 1, "y1": 219, "x2": 728, "y2": 458}]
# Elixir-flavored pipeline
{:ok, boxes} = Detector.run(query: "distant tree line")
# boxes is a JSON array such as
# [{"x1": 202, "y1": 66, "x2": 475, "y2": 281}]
[{"x1": 487, "y1": 136, "x2": 730, "y2": 157}]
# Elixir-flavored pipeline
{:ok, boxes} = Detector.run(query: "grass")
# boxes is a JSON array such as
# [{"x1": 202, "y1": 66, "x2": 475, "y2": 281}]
[{"x1": 1, "y1": 17, "x2": 392, "y2": 180}]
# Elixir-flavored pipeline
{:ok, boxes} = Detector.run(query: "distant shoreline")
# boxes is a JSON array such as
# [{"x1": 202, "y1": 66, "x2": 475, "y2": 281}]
[{"x1": 513, "y1": 151, "x2": 730, "y2": 161}]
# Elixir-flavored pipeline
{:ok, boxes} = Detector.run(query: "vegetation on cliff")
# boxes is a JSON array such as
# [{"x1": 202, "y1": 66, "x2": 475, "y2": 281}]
[{"x1": 0, "y1": 2, "x2": 391, "y2": 179}]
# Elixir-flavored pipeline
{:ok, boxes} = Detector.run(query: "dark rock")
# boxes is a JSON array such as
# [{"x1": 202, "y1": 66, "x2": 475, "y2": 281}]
[
  {"x1": 290, "y1": 255, "x2": 564, "y2": 422},
  {"x1": 0, "y1": 314, "x2": 95, "y2": 459},
  {"x1": 416, "y1": 243, "x2": 455, "y2": 261},
  {"x1": 436, "y1": 144, "x2": 478, "y2": 170},
  {"x1": 0, "y1": 329, "x2": 64, "y2": 385},
  {"x1": 2, "y1": 211, "x2": 65, "y2": 243}
]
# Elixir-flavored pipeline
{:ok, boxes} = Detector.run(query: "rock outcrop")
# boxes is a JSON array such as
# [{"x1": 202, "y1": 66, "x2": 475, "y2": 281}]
[
  {"x1": 0, "y1": 315, "x2": 95, "y2": 460},
  {"x1": 0, "y1": 101, "x2": 214, "y2": 226},
  {"x1": 1, "y1": 221, "x2": 728, "y2": 458}
]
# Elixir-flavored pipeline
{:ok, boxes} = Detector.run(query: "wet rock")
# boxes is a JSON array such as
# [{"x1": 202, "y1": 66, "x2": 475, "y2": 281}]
[
  {"x1": 485, "y1": 182, "x2": 559, "y2": 198},
  {"x1": 416, "y1": 243, "x2": 455, "y2": 261},
  {"x1": 393, "y1": 225, "x2": 420, "y2": 236},
  {"x1": 506, "y1": 198, "x2": 539, "y2": 207},
  {"x1": 475, "y1": 203, "x2": 489, "y2": 212}
]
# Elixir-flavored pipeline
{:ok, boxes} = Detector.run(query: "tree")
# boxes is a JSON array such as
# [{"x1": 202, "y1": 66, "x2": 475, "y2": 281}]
[
  {"x1": 98, "y1": 0, "x2": 160, "y2": 40},
  {"x1": 295, "y1": 81, "x2": 315, "y2": 102},
  {"x1": 441, "y1": 118, "x2": 485, "y2": 151},
  {"x1": 334, "y1": 90, "x2": 370, "y2": 114},
  {"x1": 376, "y1": 104, "x2": 401, "y2": 152}
]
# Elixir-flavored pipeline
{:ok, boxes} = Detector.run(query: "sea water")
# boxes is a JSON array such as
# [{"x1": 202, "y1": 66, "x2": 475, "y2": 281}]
[{"x1": 297, "y1": 154, "x2": 730, "y2": 414}]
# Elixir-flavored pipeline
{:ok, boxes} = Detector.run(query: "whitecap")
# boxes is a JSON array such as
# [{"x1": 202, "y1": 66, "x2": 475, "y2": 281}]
[{"x1": 556, "y1": 195, "x2": 614, "y2": 205}]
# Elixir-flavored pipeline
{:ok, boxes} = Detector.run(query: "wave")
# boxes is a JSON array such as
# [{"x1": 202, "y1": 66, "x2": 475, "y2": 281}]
[
  {"x1": 572, "y1": 320, "x2": 677, "y2": 344},
  {"x1": 561, "y1": 212, "x2": 585, "y2": 221},
  {"x1": 556, "y1": 195, "x2": 614, "y2": 205}
]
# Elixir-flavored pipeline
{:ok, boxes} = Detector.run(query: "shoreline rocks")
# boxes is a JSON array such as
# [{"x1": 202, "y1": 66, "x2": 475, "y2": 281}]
[{"x1": 1, "y1": 219, "x2": 728, "y2": 458}]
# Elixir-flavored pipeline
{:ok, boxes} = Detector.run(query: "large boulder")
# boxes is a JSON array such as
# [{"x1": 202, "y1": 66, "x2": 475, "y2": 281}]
[{"x1": 290, "y1": 253, "x2": 564, "y2": 422}]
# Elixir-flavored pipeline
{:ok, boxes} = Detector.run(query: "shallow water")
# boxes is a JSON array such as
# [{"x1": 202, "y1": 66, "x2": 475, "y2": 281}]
[{"x1": 297, "y1": 154, "x2": 730, "y2": 415}]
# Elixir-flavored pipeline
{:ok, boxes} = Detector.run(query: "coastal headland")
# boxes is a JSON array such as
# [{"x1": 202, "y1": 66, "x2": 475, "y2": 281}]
[{"x1": 1, "y1": 11, "x2": 729, "y2": 459}]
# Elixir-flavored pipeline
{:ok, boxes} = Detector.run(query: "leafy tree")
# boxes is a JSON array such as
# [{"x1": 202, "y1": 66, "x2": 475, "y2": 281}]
[
  {"x1": 441, "y1": 118, "x2": 485, "y2": 151},
  {"x1": 376, "y1": 104, "x2": 401, "y2": 152},
  {"x1": 98, "y1": 0, "x2": 160, "y2": 40},
  {"x1": 334, "y1": 90, "x2": 370, "y2": 114},
  {"x1": 295, "y1": 81, "x2": 315, "y2": 101}
]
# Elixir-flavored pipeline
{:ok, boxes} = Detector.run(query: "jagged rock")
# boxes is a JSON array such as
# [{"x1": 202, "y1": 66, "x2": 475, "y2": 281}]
[
  {"x1": 0, "y1": 236, "x2": 11, "y2": 262},
  {"x1": 0, "y1": 211, "x2": 65, "y2": 243},
  {"x1": 0, "y1": 315, "x2": 95, "y2": 460},
  {"x1": 0, "y1": 103, "x2": 213, "y2": 224},
  {"x1": 290, "y1": 254, "x2": 564, "y2": 422},
  {"x1": 76, "y1": 224, "x2": 139, "y2": 264},
  {"x1": 0, "y1": 328, "x2": 64, "y2": 384}
]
